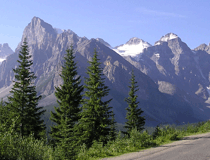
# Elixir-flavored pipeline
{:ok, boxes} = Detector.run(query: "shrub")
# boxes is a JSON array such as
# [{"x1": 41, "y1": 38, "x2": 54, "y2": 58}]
[{"x1": 152, "y1": 125, "x2": 162, "y2": 140}]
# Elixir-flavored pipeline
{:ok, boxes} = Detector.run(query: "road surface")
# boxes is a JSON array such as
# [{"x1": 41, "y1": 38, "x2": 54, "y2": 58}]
[{"x1": 102, "y1": 132, "x2": 210, "y2": 160}]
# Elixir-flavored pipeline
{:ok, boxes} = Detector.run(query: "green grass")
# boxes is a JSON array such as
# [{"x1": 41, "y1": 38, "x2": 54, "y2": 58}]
[
  {"x1": 0, "y1": 119, "x2": 210, "y2": 160},
  {"x1": 77, "y1": 120, "x2": 210, "y2": 160}
]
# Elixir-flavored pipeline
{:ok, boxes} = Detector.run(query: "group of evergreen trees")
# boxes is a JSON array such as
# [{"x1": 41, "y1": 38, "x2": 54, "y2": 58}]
[{"x1": 0, "y1": 39, "x2": 145, "y2": 159}]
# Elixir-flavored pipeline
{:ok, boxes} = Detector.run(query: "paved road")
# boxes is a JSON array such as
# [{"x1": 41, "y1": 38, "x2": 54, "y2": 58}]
[{"x1": 102, "y1": 132, "x2": 210, "y2": 160}]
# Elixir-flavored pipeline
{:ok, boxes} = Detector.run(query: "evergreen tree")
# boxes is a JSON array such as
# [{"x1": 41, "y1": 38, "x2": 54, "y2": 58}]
[
  {"x1": 124, "y1": 69, "x2": 145, "y2": 137},
  {"x1": 152, "y1": 125, "x2": 162, "y2": 139},
  {"x1": 0, "y1": 99, "x2": 7, "y2": 123},
  {"x1": 76, "y1": 49, "x2": 114, "y2": 148},
  {"x1": 109, "y1": 109, "x2": 117, "y2": 141},
  {"x1": 50, "y1": 46, "x2": 83, "y2": 159},
  {"x1": 6, "y1": 38, "x2": 46, "y2": 139},
  {"x1": 0, "y1": 99, "x2": 17, "y2": 134}
]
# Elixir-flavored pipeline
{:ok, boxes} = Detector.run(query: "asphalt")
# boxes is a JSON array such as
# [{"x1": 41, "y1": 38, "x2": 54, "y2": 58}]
[{"x1": 102, "y1": 132, "x2": 210, "y2": 160}]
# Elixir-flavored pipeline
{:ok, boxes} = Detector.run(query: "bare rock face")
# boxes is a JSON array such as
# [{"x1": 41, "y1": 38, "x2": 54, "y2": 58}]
[
  {"x1": 0, "y1": 43, "x2": 14, "y2": 64},
  {"x1": 158, "y1": 81, "x2": 177, "y2": 95},
  {"x1": 127, "y1": 33, "x2": 210, "y2": 98},
  {"x1": 120, "y1": 33, "x2": 210, "y2": 122},
  {"x1": 193, "y1": 44, "x2": 210, "y2": 103},
  {"x1": 0, "y1": 43, "x2": 14, "y2": 86},
  {"x1": 0, "y1": 43, "x2": 13, "y2": 58},
  {"x1": 96, "y1": 38, "x2": 112, "y2": 48},
  {"x1": 0, "y1": 18, "x2": 208, "y2": 126}
]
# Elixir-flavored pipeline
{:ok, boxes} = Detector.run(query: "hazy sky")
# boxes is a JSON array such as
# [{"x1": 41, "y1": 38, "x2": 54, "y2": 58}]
[{"x1": 0, "y1": 0, "x2": 210, "y2": 51}]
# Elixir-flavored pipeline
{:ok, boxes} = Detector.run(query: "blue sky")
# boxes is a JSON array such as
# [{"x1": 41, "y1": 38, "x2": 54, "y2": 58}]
[{"x1": 0, "y1": 0, "x2": 210, "y2": 51}]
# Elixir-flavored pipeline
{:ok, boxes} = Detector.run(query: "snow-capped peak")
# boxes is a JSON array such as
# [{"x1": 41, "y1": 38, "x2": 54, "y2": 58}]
[
  {"x1": 160, "y1": 33, "x2": 178, "y2": 42},
  {"x1": 113, "y1": 37, "x2": 151, "y2": 58},
  {"x1": 126, "y1": 37, "x2": 146, "y2": 45},
  {"x1": 155, "y1": 33, "x2": 178, "y2": 46}
]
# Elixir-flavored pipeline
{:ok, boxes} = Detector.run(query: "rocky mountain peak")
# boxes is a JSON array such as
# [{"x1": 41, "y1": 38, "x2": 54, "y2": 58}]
[
  {"x1": 113, "y1": 37, "x2": 151, "y2": 58},
  {"x1": 31, "y1": 16, "x2": 42, "y2": 24},
  {"x1": 126, "y1": 37, "x2": 147, "y2": 45},
  {"x1": 96, "y1": 38, "x2": 112, "y2": 48},
  {"x1": 65, "y1": 29, "x2": 78, "y2": 36},
  {"x1": 54, "y1": 28, "x2": 64, "y2": 34},
  {"x1": 15, "y1": 17, "x2": 57, "y2": 52},
  {"x1": 29, "y1": 16, "x2": 57, "y2": 35},
  {"x1": 0, "y1": 43, "x2": 14, "y2": 63},
  {"x1": 0, "y1": 43, "x2": 14, "y2": 58},
  {"x1": 155, "y1": 33, "x2": 179, "y2": 46},
  {"x1": 160, "y1": 33, "x2": 178, "y2": 42},
  {"x1": 194, "y1": 43, "x2": 209, "y2": 51},
  {"x1": 1, "y1": 43, "x2": 9, "y2": 48}
]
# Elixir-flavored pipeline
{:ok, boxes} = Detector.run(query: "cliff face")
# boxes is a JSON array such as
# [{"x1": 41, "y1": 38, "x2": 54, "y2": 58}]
[
  {"x1": 0, "y1": 17, "x2": 208, "y2": 126},
  {"x1": 0, "y1": 43, "x2": 14, "y2": 65},
  {"x1": 121, "y1": 33, "x2": 210, "y2": 123},
  {"x1": 0, "y1": 43, "x2": 13, "y2": 58}
]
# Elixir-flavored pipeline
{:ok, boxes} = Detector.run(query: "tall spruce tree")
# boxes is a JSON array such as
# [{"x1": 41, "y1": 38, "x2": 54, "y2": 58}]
[
  {"x1": 124, "y1": 69, "x2": 145, "y2": 136},
  {"x1": 6, "y1": 38, "x2": 46, "y2": 139},
  {"x1": 50, "y1": 46, "x2": 83, "y2": 159},
  {"x1": 76, "y1": 49, "x2": 114, "y2": 148}
]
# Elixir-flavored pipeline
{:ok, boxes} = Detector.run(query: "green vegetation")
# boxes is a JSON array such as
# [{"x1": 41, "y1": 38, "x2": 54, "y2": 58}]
[
  {"x1": 76, "y1": 49, "x2": 114, "y2": 148},
  {"x1": 0, "y1": 41, "x2": 210, "y2": 160},
  {"x1": 50, "y1": 46, "x2": 83, "y2": 159},
  {"x1": 124, "y1": 69, "x2": 145, "y2": 137},
  {"x1": 5, "y1": 38, "x2": 46, "y2": 139},
  {"x1": 0, "y1": 119, "x2": 210, "y2": 159},
  {"x1": 109, "y1": 109, "x2": 117, "y2": 141},
  {"x1": 76, "y1": 120, "x2": 210, "y2": 160}
]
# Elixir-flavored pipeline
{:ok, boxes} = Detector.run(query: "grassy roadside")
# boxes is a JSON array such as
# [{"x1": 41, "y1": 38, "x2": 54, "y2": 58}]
[
  {"x1": 77, "y1": 120, "x2": 210, "y2": 160},
  {"x1": 0, "y1": 120, "x2": 210, "y2": 159}
]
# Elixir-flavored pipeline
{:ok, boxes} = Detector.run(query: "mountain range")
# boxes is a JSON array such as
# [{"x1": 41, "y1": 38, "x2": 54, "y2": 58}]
[
  {"x1": 0, "y1": 43, "x2": 13, "y2": 63},
  {"x1": 0, "y1": 17, "x2": 210, "y2": 127}
]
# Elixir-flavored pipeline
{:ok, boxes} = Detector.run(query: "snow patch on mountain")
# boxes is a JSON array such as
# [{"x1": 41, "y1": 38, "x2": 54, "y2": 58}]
[
  {"x1": 155, "y1": 41, "x2": 161, "y2": 45},
  {"x1": 155, "y1": 33, "x2": 178, "y2": 46},
  {"x1": 155, "y1": 53, "x2": 160, "y2": 58},
  {"x1": 207, "y1": 87, "x2": 210, "y2": 95},
  {"x1": 0, "y1": 58, "x2": 6, "y2": 63},
  {"x1": 0, "y1": 43, "x2": 14, "y2": 64},
  {"x1": 113, "y1": 37, "x2": 151, "y2": 58},
  {"x1": 160, "y1": 33, "x2": 178, "y2": 42}
]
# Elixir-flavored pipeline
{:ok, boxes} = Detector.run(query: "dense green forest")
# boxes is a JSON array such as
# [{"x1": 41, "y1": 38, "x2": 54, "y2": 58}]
[{"x1": 0, "y1": 40, "x2": 210, "y2": 160}]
